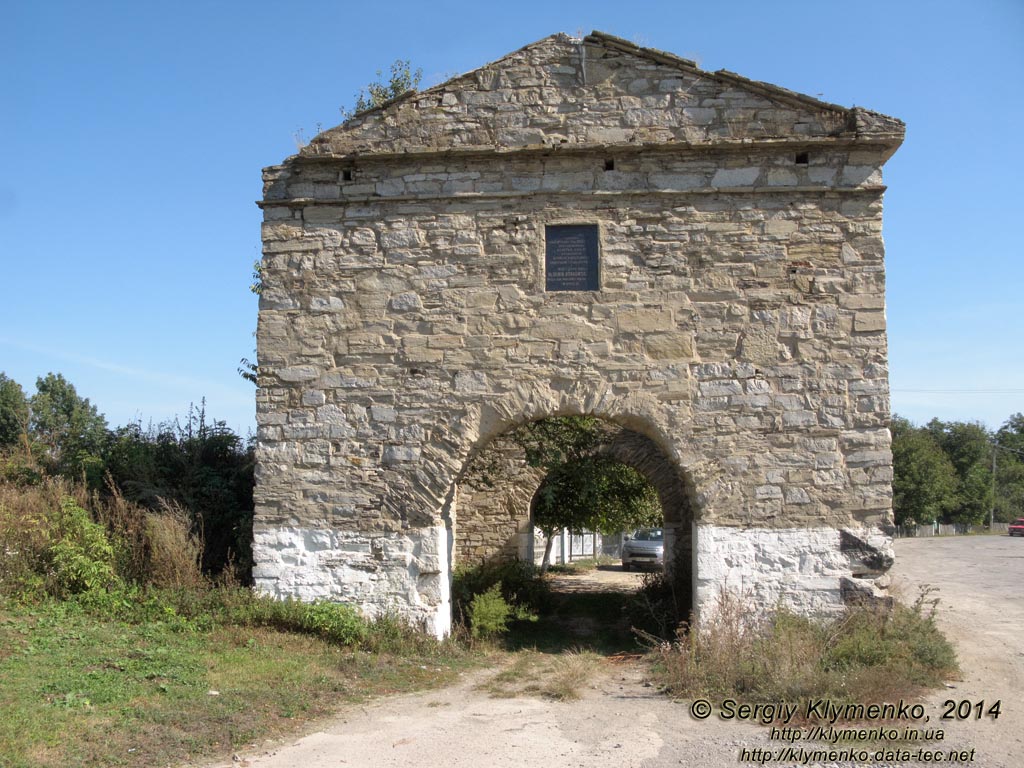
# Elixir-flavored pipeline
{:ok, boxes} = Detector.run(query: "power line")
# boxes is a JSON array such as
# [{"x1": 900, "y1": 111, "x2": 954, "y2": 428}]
[
  {"x1": 892, "y1": 388, "x2": 1024, "y2": 394},
  {"x1": 994, "y1": 443, "x2": 1024, "y2": 458}
]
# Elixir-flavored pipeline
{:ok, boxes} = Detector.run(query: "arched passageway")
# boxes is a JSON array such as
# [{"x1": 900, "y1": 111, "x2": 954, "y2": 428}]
[{"x1": 449, "y1": 416, "x2": 696, "y2": 621}]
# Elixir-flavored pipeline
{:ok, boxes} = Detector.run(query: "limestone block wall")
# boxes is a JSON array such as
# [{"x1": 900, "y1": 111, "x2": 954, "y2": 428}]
[
  {"x1": 456, "y1": 444, "x2": 543, "y2": 566},
  {"x1": 253, "y1": 31, "x2": 903, "y2": 634}
]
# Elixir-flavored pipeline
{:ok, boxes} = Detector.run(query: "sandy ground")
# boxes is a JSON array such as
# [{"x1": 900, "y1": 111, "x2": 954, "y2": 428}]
[{"x1": 204, "y1": 537, "x2": 1024, "y2": 768}]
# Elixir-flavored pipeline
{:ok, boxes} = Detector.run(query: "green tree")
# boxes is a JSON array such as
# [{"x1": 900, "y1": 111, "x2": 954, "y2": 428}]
[
  {"x1": 514, "y1": 415, "x2": 609, "y2": 470},
  {"x1": 533, "y1": 455, "x2": 660, "y2": 565},
  {"x1": 926, "y1": 419, "x2": 994, "y2": 524},
  {"x1": 344, "y1": 59, "x2": 422, "y2": 118},
  {"x1": 891, "y1": 415, "x2": 958, "y2": 526},
  {"x1": 105, "y1": 403, "x2": 255, "y2": 579},
  {"x1": 510, "y1": 416, "x2": 661, "y2": 572},
  {"x1": 0, "y1": 373, "x2": 30, "y2": 450},
  {"x1": 993, "y1": 414, "x2": 1024, "y2": 523},
  {"x1": 29, "y1": 373, "x2": 108, "y2": 485}
]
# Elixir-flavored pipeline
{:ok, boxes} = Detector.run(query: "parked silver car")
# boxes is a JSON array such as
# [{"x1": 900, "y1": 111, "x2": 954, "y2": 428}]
[{"x1": 621, "y1": 528, "x2": 664, "y2": 571}]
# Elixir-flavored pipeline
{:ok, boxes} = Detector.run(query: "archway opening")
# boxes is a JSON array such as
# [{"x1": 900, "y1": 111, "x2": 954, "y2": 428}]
[{"x1": 448, "y1": 415, "x2": 694, "y2": 650}]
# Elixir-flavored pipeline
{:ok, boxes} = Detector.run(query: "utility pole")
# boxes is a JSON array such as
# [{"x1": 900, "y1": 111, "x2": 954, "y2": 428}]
[{"x1": 990, "y1": 443, "x2": 997, "y2": 529}]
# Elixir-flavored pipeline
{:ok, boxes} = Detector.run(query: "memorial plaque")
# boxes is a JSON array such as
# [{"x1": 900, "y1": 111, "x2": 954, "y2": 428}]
[{"x1": 545, "y1": 224, "x2": 600, "y2": 291}]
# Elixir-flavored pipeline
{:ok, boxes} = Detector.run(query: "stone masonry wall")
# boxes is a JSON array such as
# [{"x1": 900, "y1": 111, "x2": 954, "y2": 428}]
[
  {"x1": 254, "y1": 32, "x2": 903, "y2": 634},
  {"x1": 456, "y1": 442, "x2": 543, "y2": 566}
]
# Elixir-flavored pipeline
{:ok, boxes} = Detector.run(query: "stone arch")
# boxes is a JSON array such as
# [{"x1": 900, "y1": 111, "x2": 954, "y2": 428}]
[{"x1": 443, "y1": 387, "x2": 703, "y2": 619}]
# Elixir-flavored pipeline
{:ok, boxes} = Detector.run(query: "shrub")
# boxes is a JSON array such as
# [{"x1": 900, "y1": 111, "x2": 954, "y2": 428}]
[
  {"x1": 650, "y1": 589, "x2": 958, "y2": 706},
  {"x1": 451, "y1": 560, "x2": 550, "y2": 629},
  {"x1": 49, "y1": 498, "x2": 119, "y2": 596},
  {"x1": 468, "y1": 584, "x2": 512, "y2": 639}
]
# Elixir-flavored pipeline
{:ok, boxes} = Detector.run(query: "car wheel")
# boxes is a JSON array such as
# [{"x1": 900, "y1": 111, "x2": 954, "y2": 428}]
[{"x1": 622, "y1": 562, "x2": 630, "y2": 571}]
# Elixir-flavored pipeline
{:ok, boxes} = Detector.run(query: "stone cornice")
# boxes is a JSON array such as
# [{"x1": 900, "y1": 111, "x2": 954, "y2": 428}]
[
  {"x1": 281, "y1": 132, "x2": 903, "y2": 171},
  {"x1": 256, "y1": 184, "x2": 887, "y2": 209}
]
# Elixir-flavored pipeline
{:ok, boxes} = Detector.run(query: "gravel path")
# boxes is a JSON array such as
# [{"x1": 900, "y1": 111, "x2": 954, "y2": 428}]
[{"x1": 203, "y1": 536, "x2": 1023, "y2": 768}]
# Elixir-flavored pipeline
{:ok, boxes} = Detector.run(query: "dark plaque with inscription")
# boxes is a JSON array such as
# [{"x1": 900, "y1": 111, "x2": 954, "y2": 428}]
[{"x1": 545, "y1": 224, "x2": 600, "y2": 291}]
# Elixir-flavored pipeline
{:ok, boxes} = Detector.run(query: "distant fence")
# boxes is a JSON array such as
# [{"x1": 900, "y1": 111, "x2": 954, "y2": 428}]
[{"x1": 896, "y1": 522, "x2": 1009, "y2": 538}]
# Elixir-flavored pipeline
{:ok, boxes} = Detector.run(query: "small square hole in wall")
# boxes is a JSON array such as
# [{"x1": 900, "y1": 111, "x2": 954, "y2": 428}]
[
  {"x1": 342, "y1": 169, "x2": 354, "y2": 182},
  {"x1": 794, "y1": 152, "x2": 810, "y2": 166},
  {"x1": 604, "y1": 158, "x2": 615, "y2": 171}
]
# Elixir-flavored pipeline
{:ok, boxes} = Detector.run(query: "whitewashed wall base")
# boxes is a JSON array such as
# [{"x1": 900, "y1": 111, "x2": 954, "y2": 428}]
[
  {"x1": 253, "y1": 524, "x2": 451, "y2": 638},
  {"x1": 693, "y1": 524, "x2": 893, "y2": 620}
]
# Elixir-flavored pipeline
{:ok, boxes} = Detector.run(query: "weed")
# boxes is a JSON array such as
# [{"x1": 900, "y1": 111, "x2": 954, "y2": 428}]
[
  {"x1": 468, "y1": 585, "x2": 512, "y2": 639},
  {"x1": 450, "y1": 560, "x2": 550, "y2": 631},
  {"x1": 295, "y1": 601, "x2": 367, "y2": 645},
  {"x1": 541, "y1": 649, "x2": 603, "y2": 700},
  {"x1": 0, "y1": 478, "x2": 204, "y2": 599},
  {"x1": 478, "y1": 648, "x2": 604, "y2": 701},
  {"x1": 141, "y1": 500, "x2": 206, "y2": 589},
  {"x1": 649, "y1": 588, "x2": 958, "y2": 709},
  {"x1": 49, "y1": 498, "x2": 118, "y2": 596},
  {"x1": 627, "y1": 571, "x2": 683, "y2": 640}
]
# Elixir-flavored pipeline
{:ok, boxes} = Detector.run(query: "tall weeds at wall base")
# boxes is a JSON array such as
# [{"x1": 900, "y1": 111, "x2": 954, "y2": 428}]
[
  {"x1": 144, "y1": 500, "x2": 206, "y2": 589},
  {"x1": 649, "y1": 589, "x2": 958, "y2": 706},
  {"x1": 627, "y1": 570, "x2": 686, "y2": 640},
  {"x1": 0, "y1": 476, "x2": 205, "y2": 600}
]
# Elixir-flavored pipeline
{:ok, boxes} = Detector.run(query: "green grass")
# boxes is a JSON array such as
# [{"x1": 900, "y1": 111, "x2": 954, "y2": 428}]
[
  {"x1": 544, "y1": 557, "x2": 615, "y2": 575},
  {"x1": 0, "y1": 596, "x2": 474, "y2": 768}
]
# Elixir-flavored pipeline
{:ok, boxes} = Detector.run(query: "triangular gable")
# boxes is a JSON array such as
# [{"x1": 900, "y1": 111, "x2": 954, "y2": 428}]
[{"x1": 303, "y1": 31, "x2": 903, "y2": 158}]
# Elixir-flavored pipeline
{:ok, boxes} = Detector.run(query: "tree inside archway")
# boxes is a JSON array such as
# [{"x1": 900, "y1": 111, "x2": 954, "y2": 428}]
[
  {"x1": 533, "y1": 454, "x2": 660, "y2": 571},
  {"x1": 509, "y1": 417, "x2": 661, "y2": 572}
]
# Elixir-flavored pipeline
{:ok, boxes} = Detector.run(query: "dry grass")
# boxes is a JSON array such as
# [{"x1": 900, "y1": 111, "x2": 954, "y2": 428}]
[
  {"x1": 543, "y1": 650, "x2": 604, "y2": 700},
  {"x1": 648, "y1": 589, "x2": 958, "y2": 709},
  {"x1": 0, "y1": 476, "x2": 204, "y2": 597},
  {"x1": 145, "y1": 500, "x2": 205, "y2": 589},
  {"x1": 478, "y1": 648, "x2": 604, "y2": 701}
]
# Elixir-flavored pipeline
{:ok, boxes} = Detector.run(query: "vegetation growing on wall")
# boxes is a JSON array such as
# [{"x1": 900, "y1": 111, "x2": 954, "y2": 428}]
[{"x1": 343, "y1": 59, "x2": 423, "y2": 119}]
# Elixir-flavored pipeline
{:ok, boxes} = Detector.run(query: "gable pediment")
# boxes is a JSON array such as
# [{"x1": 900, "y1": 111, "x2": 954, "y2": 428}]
[{"x1": 302, "y1": 31, "x2": 903, "y2": 159}]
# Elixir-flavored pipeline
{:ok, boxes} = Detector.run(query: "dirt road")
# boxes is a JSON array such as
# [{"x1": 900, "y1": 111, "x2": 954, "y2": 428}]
[
  {"x1": 206, "y1": 537, "x2": 1023, "y2": 768},
  {"x1": 887, "y1": 536, "x2": 1024, "y2": 767}
]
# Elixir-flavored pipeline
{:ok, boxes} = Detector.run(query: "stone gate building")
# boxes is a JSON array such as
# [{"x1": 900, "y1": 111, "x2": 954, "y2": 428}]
[{"x1": 253, "y1": 32, "x2": 904, "y2": 636}]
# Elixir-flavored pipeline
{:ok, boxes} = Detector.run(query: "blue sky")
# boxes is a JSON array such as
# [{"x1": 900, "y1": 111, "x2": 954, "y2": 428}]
[{"x1": 3, "y1": 0, "x2": 1022, "y2": 436}]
